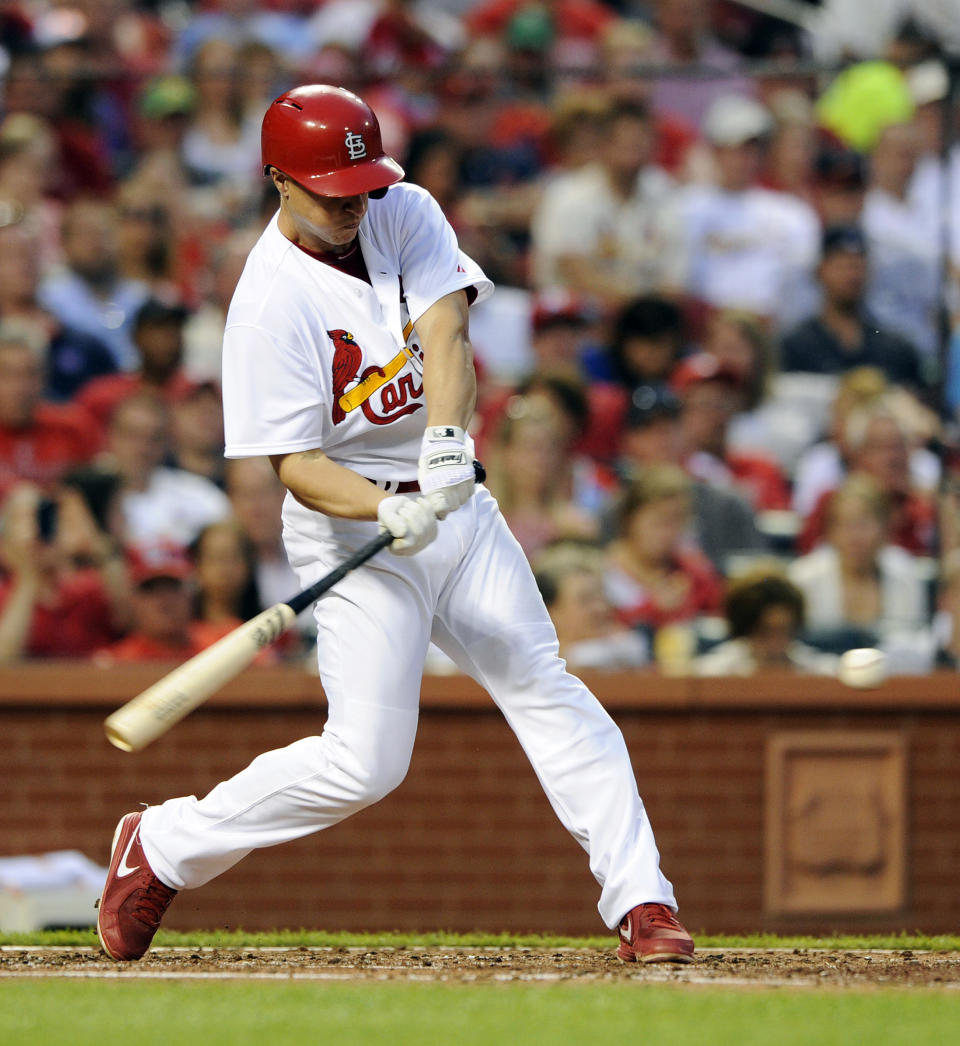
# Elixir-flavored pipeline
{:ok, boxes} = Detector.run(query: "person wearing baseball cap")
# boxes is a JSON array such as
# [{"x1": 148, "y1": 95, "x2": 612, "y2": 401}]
[
  {"x1": 96, "y1": 543, "x2": 203, "y2": 664},
  {"x1": 672, "y1": 352, "x2": 791, "y2": 513},
  {"x1": 529, "y1": 289, "x2": 592, "y2": 372},
  {"x1": 780, "y1": 223, "x2": 924, "y2": 389}
]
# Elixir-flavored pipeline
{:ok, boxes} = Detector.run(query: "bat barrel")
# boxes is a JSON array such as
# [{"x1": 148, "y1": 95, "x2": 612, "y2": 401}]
[{"x1": 103, "y1": 604, "x2": 296, "y2": 752}]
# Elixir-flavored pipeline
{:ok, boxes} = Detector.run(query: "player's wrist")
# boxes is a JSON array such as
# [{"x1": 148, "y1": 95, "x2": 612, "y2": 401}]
[
  {"x1": 422, "y1": 425, "x2": 467, "y2": 446},
  {"x1": 368, "y1": 487, "x2": 391, "y2": 519}
]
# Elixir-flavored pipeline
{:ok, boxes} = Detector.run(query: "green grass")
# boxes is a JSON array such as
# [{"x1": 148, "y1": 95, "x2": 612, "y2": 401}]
[
  {"x1": 2, "y1": 982, "x2": 959, "y2": 1046},
  {"x1": 4, "y1": 932, "x2": 959, "y2": 1046},
  {"x1": 3, "y1": 928, "x2": 960, "y2": 950}
]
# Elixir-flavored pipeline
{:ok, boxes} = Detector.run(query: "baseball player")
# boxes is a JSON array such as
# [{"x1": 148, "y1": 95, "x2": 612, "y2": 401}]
[{"x1": 96, "y1": 85, "x2": 694, "y2": 965}]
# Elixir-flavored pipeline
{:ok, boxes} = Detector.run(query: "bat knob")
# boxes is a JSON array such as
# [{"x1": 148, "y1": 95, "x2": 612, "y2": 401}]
[{"x1": 473, "y1": 459, "x2": 486, "y2": 484}]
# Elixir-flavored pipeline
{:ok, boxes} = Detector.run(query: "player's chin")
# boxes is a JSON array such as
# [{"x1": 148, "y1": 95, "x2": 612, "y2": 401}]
[{"x1": 329, "y1": 226, "x2": 359, "y2": 244}]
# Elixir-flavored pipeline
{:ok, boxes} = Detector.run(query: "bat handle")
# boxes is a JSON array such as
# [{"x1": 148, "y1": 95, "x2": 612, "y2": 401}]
[{"x1": 286, "y1": 530, "x2": 394, "y2": 615}]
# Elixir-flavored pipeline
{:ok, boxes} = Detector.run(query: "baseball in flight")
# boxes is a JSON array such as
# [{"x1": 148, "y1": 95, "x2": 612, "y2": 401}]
[{"x1": 837, "y1": 648, "x2": 888, "y2": 689}]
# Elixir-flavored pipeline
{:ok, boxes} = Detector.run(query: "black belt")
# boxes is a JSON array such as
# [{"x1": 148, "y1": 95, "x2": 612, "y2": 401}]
[{"x1": 365, "y1": 477, "x2": 420, "y2": 494}]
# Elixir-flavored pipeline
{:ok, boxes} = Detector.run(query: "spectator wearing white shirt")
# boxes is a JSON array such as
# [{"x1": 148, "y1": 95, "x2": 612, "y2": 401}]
[
  {"x1": 788, "y1": 473, "x2": 931, "y2": 640},
  {"x1": 805, "y1": 0, "x2": 960, "y2": 64},
  {"x1": 792, "y1": 368, "x2": 940, "y2": 518},
  {"x1": 102, "y1": 392, "x2": 230, "y2": 549},
  {"x1": 530, "y1": 99, "x2": 676, "y2": 312},
  {"x1": 659, "y1": 94, "x2": 821, "y2": 329},
  {"x1": 906, "y1": 60, "x2": 960, "y2": 306},
  {"x1": 694, "y1": 567, "x2": 838, "y2": 677}
]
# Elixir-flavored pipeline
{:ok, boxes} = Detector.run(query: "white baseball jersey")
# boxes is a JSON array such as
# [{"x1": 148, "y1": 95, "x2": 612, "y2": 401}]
[{"x1": 222, "y1": 183, "x2": 491, "y2": 489}]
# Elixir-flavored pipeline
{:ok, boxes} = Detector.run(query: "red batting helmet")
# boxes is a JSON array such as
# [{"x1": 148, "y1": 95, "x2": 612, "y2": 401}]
[{"x1": 261, "y1": 84, "x2": 404, "y2": 197}]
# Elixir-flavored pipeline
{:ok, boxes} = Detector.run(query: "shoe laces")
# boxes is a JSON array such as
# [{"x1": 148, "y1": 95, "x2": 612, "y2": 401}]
[
  {"x1": 133, "y1": 878, "x2": 176, "y2": 928},
  {"x1": 636, "y1": 903, "x2": 681, "y2": 932}
]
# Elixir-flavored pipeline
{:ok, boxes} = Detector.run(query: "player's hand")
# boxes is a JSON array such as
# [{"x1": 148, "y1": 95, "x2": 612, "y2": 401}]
[
  {"x1": 417, "y1": 426, "x2": 475, "y2": 520},
  {"x1": 377, "y1": 495, "x2": 438, "y2": 556}
]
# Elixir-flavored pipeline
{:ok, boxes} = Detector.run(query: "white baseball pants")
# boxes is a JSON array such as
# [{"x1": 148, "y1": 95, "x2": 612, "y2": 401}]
[{"x1": 140, "y1": 488, "x2": 677, "y2": 928}]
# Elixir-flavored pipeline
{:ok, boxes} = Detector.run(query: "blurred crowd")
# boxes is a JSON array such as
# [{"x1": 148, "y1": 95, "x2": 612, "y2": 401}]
[{"x1": 1, "y1": 0, "x2": 960, "y2": 676}]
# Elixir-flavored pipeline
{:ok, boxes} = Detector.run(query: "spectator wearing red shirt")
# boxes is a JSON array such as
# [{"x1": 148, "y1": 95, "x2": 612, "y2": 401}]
[
  {"x1": 98, "y1": 391, "x2": 231, "y2": 549},
  {"x1": 604, "y1": 463, "x2": 723, "y2": 631},
  {"x1": 797, "y1": 400, "x2": 937, "y2": 555},
  {"x1": 77, "y1": 298, "x2": 194, "y2": 436},
  {"x1": 674, "y1": 352, "x2": 791, "y2": 512},
  {"x1": 0, "y1": 482, "x2": 126, "y2": 662},
  {"x1": 0, "y1": 331, "x2": 100, "y2": 501},
  {"x1": 98, "y1": 543, "x2": 207, "y2": 663}
]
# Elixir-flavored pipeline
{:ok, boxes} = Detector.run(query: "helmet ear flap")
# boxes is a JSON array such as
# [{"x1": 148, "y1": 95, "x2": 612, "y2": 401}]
[{"x1": 368, "y1": 186, "x2": 388, "y2": 200}]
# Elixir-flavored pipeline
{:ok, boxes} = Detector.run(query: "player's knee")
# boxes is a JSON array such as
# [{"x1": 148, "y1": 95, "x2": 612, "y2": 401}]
[
  {"x1": 327, "y1": 721, "x2": 416, "y2": 806},
  {"x1": 364, "y1": 749, "x2": 411, "y2": 802},
  {"x1": 341, "y1": 744, "x2": 411, "y2": 806}
]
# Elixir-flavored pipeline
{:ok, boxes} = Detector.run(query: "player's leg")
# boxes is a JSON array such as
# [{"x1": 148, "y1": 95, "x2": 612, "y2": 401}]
[
  {"x1": 431, "y1": 489, "x2": 692, "y2": 961},
  {"x1": 140, "y1": 531, "x2": 434, "y2": 889},
  {"x1": 99, "y1": 522, "x2": 435, "y2": 959}
]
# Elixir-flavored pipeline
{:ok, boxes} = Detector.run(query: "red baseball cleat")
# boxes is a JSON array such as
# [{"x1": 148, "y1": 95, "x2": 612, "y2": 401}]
[
  {"x1": 96, "y1": 811, "x2": 177, "y2": 961},
  {"x1": 617, "y1": 903, "x2": 695, "y2": 964}
]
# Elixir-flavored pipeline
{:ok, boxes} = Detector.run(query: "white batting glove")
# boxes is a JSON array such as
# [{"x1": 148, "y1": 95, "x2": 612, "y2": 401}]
[
  {"x1": 418, "y1": 425, "x2": 475, "y2": 520},
  {"x1": 377, "y1": 495, "x2": 438, "y2": 556}
]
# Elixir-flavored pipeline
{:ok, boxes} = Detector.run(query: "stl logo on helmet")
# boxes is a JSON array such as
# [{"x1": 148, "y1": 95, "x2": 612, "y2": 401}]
[
  {"x1": 328, "y1": 329, "x2": 423, "y2": 427},
  {"x1": 344, "y1": 132, "x2": 366, "y2": 161}
]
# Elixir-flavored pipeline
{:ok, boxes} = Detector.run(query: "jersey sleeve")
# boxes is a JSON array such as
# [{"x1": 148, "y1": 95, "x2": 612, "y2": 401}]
[
  {"x1": 222, "y1": 322, "x2": 330, "y2": 459},
  {"x1": 395, "y1": 187, "x2": 493, "y2": 323}
]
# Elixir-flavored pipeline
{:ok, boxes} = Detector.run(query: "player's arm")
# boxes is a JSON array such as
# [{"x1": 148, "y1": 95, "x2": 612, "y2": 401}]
[
  {"x1": 412, "y1": 289, "x2": 479, "y2": 519},
  {"x1": 414, "y1": 288, "x2": 475, "y2": 430},
  {"x1": 270, "y1": 449, "x2": 387, "y2": 521},
  {"x1": 270, "y1": 449, "x2": 437, "y2": 556}
]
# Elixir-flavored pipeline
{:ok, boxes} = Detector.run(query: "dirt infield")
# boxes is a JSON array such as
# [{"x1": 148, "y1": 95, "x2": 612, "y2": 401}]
[{"x1": 3, "y1": 947, "x2": 960, "y2": 987}]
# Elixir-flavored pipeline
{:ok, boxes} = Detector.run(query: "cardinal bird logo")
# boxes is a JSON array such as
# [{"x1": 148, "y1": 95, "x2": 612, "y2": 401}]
[
  {"x1": 328, "y1": 327, "x2": 421, "y2": 426},
  {"x1": 329, "y1": 329, "x2": 364, "y2": 425}
]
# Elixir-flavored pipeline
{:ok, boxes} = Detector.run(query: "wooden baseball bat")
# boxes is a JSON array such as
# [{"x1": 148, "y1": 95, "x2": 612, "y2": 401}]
[
  {"x1": 103, "y1": 530, "x2": 394, "y2": 753},
  {"x1": 104, "y1": 461, "x2": 486, "y2": 753}
]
